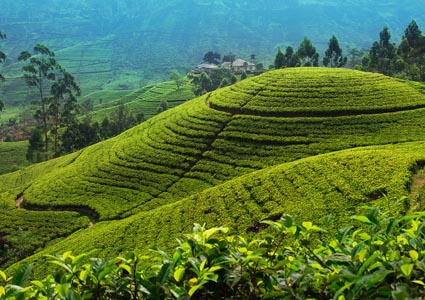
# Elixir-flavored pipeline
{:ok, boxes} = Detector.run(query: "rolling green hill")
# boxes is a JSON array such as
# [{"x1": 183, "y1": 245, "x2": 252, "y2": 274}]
[{"x1": 3, "y1": 67, "x2": 425, "y2": 273}]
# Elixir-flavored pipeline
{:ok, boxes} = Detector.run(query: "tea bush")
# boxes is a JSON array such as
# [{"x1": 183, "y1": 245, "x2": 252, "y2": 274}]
[{"x1": 2, "y1": 206, "x2": 425, "y2": 299}]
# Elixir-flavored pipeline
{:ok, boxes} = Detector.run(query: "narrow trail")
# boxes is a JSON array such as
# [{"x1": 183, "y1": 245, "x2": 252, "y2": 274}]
[
  {"x1": 16, "y1": 194, "x2": 100, "y2": 225},
  {"x1": 409, "y1": 167, "x2": 425, "y2": 211}
]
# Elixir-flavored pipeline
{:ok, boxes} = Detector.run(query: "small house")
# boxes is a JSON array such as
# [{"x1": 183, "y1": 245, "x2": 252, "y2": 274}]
[{"x1": 222, "y1": 59, "x2": 256, "y2": 73}]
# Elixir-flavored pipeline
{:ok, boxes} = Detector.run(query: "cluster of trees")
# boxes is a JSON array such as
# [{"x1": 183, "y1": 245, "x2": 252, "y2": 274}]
[
  {"x1": 274, "y1": 20, "x2": 425, "y2": 82},
  {"x1": 365, "y1": 20, "x2": 425, "y2": 81},
  {"x1": 0, "y1": 39, "x2": 144, "y2": 162},
  {"x1": 275, "y1": 35, "x2": 346, "y2": 69},
  {"x1": 188, "y1": 68, "x2": 238, "y2": 96},
  {"x1": 28, "y1": 104, "x2": 143, "y2": 161}
]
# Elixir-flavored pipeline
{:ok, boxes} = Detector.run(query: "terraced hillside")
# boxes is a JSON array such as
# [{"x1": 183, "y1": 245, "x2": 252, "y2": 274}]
[
  {"x1": 10, "y1": 141, "x2": 425, "y2": 276},
  {"x1": 3, "y1": 67, "x2": 425, "y2": 271},
  {"x1": 85, "y1": 80, "x2": 194, "y2": 123}
]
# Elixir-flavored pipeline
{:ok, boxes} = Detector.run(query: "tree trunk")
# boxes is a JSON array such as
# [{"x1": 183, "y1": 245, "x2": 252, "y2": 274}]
[{"x1": 39, "y1": 77, "x2": 49, "y2": 161}]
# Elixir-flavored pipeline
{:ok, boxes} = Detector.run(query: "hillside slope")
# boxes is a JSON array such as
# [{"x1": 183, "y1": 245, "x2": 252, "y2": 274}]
[
  {"x1": 3, "y1": 67, "x2": 425, "y2": 270},
  {"x1": 10, "y1": 141, "x2": 425, "y2": 276}
]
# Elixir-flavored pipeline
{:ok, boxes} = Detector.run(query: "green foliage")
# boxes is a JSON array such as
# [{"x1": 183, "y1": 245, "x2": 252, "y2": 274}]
[
  {"x1": 323, "y1": 35, "x2": 347, "y2": 67},
  {"x1": 367, "y1": 26, "x2": 398, "y2": 76},
  {"x1": 18, "y1": 44, "x2": 81, "y2": 159},
  {"x1": 61, "y1": 119, "x2": 100, "y2": 153},
  {"x1": 3, "y1": 208, "x2": 425, "y2": 299},
  {"x1": 397, "y1": 20, "x2": 425, "y2": 81},
  {"x1": 297, "y1": 37, "x2": 319, "y2": 67},
  {"x1": 203, "y1": 51, "x2": 221, "y2": 65},
  {"x1": 274, "y1": 48, "x2": 285, "y2": 69},
  {"x1": 169, "y1": 70, "x2": 185, "y2": 91},
  {"x1": 0, "y1": 141, "x2": 29, "y2": 174},
  {"x1": 26, "y1": 129, "x2": 44, "y2": 163}
]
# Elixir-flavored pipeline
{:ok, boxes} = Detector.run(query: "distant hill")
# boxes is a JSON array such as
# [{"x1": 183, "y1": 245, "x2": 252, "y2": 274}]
[
  {"x1": 3, "y1": 68, "x2": 425, "y2": 273},
  {"x1": 1, "y1": 0, "x2": 425, "y2": 108}
]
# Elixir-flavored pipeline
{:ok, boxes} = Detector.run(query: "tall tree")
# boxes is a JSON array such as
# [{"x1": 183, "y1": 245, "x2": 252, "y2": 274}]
[
  {"x1": 18, "y1": 45, "x2": 57, "y2": 160},
  {"x1": 274, "y1": 48, "x2": 285, "y2": 69},
  {"x1": 297, "y1": 37, "x2": 319, "y2": 66},
  {"x1": 323, "y1": 35, "x2": 347, "y2": 67},
  {"x1": 368, "y1": 26, "x2": 397, "y2": 76},
  {"x1": 49, "y1": 68, "x2": 81, "y2": 157},
  {"x1": 250, "y1": 54, "x2": 256, "y2": 63},
  {"x1": 284, "y1": 46, "x2": 300, "y2": 67},
  {"x1": 26, "y1": 128, "x2": 43, "y2": 162},
  {"x1": 0, "y1": 32, "x2": 6, "y2": 112},
  {"x1": 18, "y1": 44, "x2": 80, "y2": 160}
]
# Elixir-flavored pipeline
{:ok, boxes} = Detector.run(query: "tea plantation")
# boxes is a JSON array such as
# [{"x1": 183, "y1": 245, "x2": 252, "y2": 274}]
[
  {"x1": 0, "y1": 141, "x2": 29, "y2": 175},
  {"x1": 2, "y1": 67, "x2": 425, "y2": 276}
]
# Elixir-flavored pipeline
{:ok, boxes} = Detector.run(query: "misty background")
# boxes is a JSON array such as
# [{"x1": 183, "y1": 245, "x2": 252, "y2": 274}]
[{"x1": 0, "y1": 0, "x2": 424, "y2": 102}]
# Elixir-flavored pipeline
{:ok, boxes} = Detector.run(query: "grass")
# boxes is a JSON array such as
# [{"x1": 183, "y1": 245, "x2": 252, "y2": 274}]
[
  {"x1": 0, "y1": 141, "x2": 29, "y2": 174},
  {"x1": 3, "y1": 67, "x2": 425, "y2": 274}
]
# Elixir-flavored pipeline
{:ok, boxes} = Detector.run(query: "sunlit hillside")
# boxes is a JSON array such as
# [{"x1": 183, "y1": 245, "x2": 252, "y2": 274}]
[{"x1": 2, "y1": 68, "x2": 425, "y2": 273}]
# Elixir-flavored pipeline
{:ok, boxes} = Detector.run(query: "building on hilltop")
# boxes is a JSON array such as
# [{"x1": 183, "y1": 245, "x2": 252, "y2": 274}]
[
  {"x1": 222, "y1": 59, "x2": 256, "y2": 73},
  {"x1": 195, "y1": 63, "x2": 219, "y2": 73},
  {"x1": 195, "y1": 59, "x2": 256, "y2": 74}
]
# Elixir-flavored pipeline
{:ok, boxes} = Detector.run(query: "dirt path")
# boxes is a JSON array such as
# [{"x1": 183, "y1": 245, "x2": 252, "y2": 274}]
[
  {"x1": 15, "y1": 195, "x2": 24, "y2": 208},
  {"x1": 409, "y1": 169, "x2": 425, "y2": 211}
]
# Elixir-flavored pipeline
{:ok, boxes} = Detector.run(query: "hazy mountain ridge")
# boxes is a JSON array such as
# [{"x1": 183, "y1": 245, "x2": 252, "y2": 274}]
[{"x1": 1, "y1": 1, "x2": 424, "y2": 103}]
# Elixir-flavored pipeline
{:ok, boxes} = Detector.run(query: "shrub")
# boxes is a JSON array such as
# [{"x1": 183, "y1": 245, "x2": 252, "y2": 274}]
[{"x1": 2, "y1": 205, "x2": 425, "y2": 299}]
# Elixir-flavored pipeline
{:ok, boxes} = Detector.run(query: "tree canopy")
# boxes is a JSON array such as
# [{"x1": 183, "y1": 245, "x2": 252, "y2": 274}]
[
  {"x1": 323, "y1": 35, "x2": 347, "y2": 67},
  {"x1": 203, "y1": 51, "x2": 221, "y2": 64},
  {"x1": 367, "y1": 26, "x2": 397, "y2": 76},
  {"x1": 297, "y1": 37, "x2": 319, "y2": 66},
  {"x1": 18, "y1": 44, "x2": 80, "y2": 160},
  {"x1": 274, "y1": 47, "x2": 285, "y2": 69}
]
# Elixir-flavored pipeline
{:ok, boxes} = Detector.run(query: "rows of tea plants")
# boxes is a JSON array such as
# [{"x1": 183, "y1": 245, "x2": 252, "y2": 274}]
[
  {"x1": 16, "y1": 98, "x2": 234, "y2": 220},
  {"x1": 209, "y1": 68, "x2": 425, "y2": 116},
  {"x1": 124, "y1": 81, "x2": 194, "y2": 119},
  {"x1": 88, "y1": 81, "x2": 194, "y2": 123},
  {"x1": 9, "y1": 71, "x2": 425, "y2": 221},
  {"x1": 4, "y1": 67, "x2": 425, "y2": 272},
  {"x1": 0, "y1": 141, "x2": 29, "y2": 175},
  {"x1": 208, "y1": 107, "x2": 425, "y2": 168},
  {"x1": 11, "y1": 141, "x2": 425, "y2": 278},
  {"x1": 0, "y1": 208, "x2": 88, "y2": 268}
]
